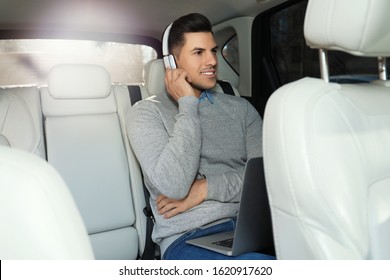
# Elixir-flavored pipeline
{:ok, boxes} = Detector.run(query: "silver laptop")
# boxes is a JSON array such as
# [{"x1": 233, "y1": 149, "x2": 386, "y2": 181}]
[{"x1": 185, "y1": 157, "x2": 274, "y2": 256}]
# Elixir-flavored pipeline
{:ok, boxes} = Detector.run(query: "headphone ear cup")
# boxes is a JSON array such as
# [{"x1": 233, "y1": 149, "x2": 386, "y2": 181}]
[
  {"x1": 167, "y1": 55, "x2": 177, "y2": 69},
  {"x1": 163, "y1": 54, "x2": 177, "y2": 69}
]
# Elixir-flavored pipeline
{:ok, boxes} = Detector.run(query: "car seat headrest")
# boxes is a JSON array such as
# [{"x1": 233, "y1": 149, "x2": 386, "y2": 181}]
[
  {"x1": 304, "y1": 0, "x2": 390, "y2": 57},
  {"x1": 143, "y1": 59, "x2": 166, "y2": 96},
  {"x1": 48, "y1": 64, "x2": 111, "y2": 99}
]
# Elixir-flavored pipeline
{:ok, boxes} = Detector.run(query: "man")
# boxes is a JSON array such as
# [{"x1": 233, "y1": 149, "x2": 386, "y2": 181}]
[{"x1": 127, "y1": 13, "x2": 274, "y2": 260}]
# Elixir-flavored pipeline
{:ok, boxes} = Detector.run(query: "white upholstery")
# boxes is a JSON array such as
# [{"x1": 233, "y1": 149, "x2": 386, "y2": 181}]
[
  {"x1": 144, "y1": 59, "x2": 166, "y2": 96},
  {"x1": 304, "y1": 0, "x2": 390, "y2": 56},
  {"x1": 264, "y1": 78, "x2": 390, "y2": 259},
  {"x1": 43, "y1": 65, "x2": 116, "y2": 116},
  {"x1": 0, "y1": 146, "x2": 94, "y2": 259},
  {"x1": 113, "y1": 84, "x2": 148, "y2": 256},
  {"x1": 263, "y1": 0, "x2": 390, "y2": 259},
  {"x1": 41, "y1": 64, "x2": 138, "y2": 259},
  {"x1": 0, "y1": 87, "x2": 46, "y2": 158},
  {"x1": 143, "y1": 59, "x2": 240, "y2": 96},
  {"x1": 48, "y1": 64, "x2": 111, "y2": 99}
]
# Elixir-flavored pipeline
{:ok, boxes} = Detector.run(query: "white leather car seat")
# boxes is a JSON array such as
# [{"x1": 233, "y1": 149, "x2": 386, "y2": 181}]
[
  {"x1": 0, "y1": 87, "x2": 46, "y2": 158},
  {"x1": 40, "y1": 64, "x2": 138, "y2": 259},
  {"x1": 263, "y1": 0, "x2": 390, "y2": 259},
  {"x1": 113, "y1": 83, "x2": 150, "y2": 258},
  {"x1": 0, "y1": 146, "x2": 94, "y2": 259}
]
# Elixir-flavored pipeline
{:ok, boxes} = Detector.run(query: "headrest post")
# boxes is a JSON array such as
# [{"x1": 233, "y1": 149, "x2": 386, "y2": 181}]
[
  {"x1": 319, "y1": 49, "x2": 329, "y2": 83},
  {"x1": 378, "y1": 57, "x2": 387, "y2": 81}
]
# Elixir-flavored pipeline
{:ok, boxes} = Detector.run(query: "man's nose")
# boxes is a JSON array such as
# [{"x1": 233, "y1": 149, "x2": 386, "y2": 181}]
[{"x1": 205, "y1": 51, "x2": 217, "y2": 66}]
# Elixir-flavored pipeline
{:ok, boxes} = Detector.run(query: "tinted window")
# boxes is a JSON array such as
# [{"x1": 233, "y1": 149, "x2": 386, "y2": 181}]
[
  {"x1": 222, "y1": 35, "x2": 239, "y2": 74},
  {"x1": 269, "y1": 0, "x2": 380, "y2": 85}
]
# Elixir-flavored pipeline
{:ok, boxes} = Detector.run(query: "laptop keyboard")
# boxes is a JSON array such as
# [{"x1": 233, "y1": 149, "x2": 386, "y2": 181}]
[{"x1": 213, "y1": 238, "x2": 234, "y2": 248}]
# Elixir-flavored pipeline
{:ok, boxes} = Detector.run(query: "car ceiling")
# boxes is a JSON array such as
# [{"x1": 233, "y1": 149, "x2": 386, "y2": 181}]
[{"x1": 0, "y1": 0, "x2": 287, "y2": 41}]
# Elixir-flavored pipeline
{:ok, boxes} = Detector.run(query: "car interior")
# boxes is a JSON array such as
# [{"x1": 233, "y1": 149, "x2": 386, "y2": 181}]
[{"x1": 0, "y1": 0, "x2": 389, "y2": 260}]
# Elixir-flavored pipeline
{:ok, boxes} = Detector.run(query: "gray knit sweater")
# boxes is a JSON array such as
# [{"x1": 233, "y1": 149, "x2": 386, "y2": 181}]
[{"x1": 126, "y1": 90, "x2": 262, "y2": 255}]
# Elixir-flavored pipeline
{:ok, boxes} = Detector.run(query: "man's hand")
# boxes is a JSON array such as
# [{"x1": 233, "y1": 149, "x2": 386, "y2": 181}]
[
  {"x1": 165, "y1": 68, "x2": 195, "y2": 101},
  {"x1": 156, "y1": 179, "x2": 208, "y2": 219}
]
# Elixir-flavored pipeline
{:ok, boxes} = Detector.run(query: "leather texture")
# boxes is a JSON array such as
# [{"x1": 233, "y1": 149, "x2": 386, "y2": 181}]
[
  {"x1": 0, "y1": 146, "x2": 94, "y2": 259},
  {"x1": 48, "y1": 64, "x2": 111, "y2": 99},
  {"x1": 0, "y1": 87, "x2": 46, "y2": 158},
  {"x1": 263, "y1": 0, "x2": 390, "y2": 259},
  {"x1": 304, "y1": 0, "x2": 390, "y2": 56},
  {"x1": 42, "y1": 64, "x2": 139, "y2": 259}
]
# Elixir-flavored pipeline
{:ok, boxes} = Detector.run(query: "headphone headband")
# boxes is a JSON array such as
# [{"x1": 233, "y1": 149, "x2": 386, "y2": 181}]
[
  {"x1": 162, "y1": 23, "x2": 173, "y2": 57},
  {"x1": 162, "y1": 22, "x2": 177, "y2": 69}
]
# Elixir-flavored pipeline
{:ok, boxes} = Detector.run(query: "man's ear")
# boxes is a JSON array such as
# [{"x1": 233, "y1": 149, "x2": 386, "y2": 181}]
[{"x1": 185, "y1": 73, "x2": 192, "y2": 83}]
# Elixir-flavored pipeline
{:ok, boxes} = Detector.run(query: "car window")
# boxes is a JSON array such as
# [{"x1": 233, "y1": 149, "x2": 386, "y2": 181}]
[
  {"x1": 222, "y1": 35, "x2": 239, "y2": 74},
  {"x1": 269, "y1": 0, "x2": 380, "y2": 85},
  {"x1": 0, "y1": 39, "x2": 157, "y2": 86},
  {"x1": 252, "y1": 0, "x2": 385, "y2": 118}
]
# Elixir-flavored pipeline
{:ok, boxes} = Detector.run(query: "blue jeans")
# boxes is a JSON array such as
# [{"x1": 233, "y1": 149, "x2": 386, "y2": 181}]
[{"x1": 162, "y1": 219, "x2": 276, "y2": 260}]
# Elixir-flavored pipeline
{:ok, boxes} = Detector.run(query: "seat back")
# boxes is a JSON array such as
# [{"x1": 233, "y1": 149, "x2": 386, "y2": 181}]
[
  {"x1": 0, "y1": 86, "x2": 46, "y2": 158},
  {"x1": 0, "y1": 146, "x2": 94, "y2": 259},
  {"x1": 41, "y1": 64, "x2": 138, "y2": 259},
  {"x1": 263, "y1": 0, "x2": 390, "y2": 259}
]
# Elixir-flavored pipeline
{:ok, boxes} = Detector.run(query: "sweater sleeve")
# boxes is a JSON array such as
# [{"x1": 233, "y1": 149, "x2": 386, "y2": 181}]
[
  {"x1": 127, "y1": 96, "x2": 201, "y2": 200},
  {"x1": 205, "y1": 100, "x2": 263, "y2": 202}
]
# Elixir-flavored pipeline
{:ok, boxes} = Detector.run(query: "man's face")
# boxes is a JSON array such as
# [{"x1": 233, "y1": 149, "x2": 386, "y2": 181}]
[{"x1": 175, "y1": 32, "x2": 218, "y2": 95}]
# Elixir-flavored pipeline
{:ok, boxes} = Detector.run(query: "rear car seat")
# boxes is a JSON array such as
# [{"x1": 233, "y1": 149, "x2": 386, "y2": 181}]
[
  {"x1": 0, "y1": 86, "x2": 46, "y2": 158},
  {"x1": 40, "y1": 64, "x2": 139, "y2": 259}
]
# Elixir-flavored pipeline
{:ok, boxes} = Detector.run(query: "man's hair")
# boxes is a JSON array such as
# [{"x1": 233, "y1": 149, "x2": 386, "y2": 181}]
[{"x1": 168, "y1": 13, "x2": 213, "y2": 55}]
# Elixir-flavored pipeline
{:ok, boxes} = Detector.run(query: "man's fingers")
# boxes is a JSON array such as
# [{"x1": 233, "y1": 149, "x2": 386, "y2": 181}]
[
  {"x1": 157, "y1": 198, "x2": 186, "y2": 218},
  {"x1": 156, "y1": 196, "x2": 169, "y2": 210},
  {"x1": 156, "y1": 196, "x2": 181, "y2": 215},
  {"x1": 158, "y1": 201, "x2": 177, "y2": 215},
  {"x1": 164, "y1": 207, "x2": 180, "y2": 219},
  {"x1": 156, "y1": 194, "x2": 166, "y2": 205}
]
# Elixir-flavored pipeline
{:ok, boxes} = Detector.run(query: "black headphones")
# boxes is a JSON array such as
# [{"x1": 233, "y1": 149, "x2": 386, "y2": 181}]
[{"x1": 162, "y1": 23, "x2": 177, "y2": 69}]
